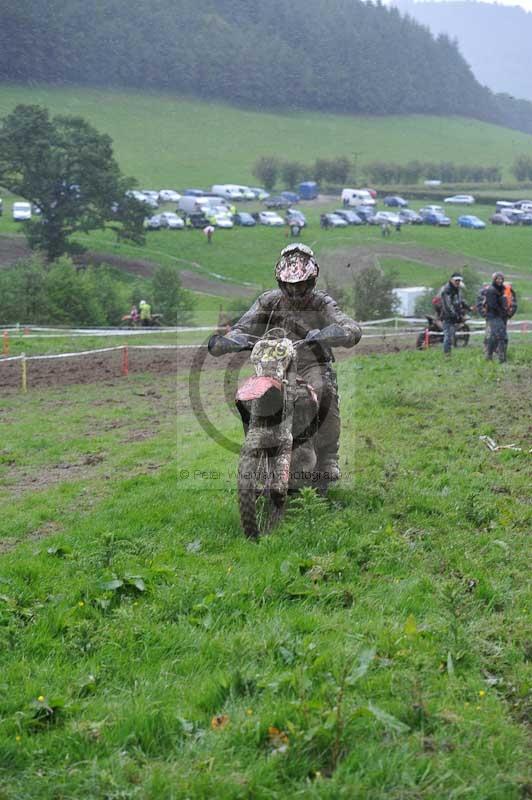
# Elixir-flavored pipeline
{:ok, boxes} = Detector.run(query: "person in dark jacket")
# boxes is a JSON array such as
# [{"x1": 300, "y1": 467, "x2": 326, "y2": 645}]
[
  {"x1": 208, "y1": 243, "x2": 362, "y2": 480},
  {"x1": 485, "y1": 271, "x2": 509, "y2": 362},
  {"x1": 440, "y1": 273, "x2": 466, "y2": 355}
]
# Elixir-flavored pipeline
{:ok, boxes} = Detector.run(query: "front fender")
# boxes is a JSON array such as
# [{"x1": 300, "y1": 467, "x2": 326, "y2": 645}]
[{"x1": 236, "y1": 376, "x2": 282, "y2": 402}]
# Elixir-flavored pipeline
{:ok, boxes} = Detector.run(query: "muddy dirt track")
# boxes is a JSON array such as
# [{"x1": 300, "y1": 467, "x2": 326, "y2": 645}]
[{"x1": 0, "y1": 336, "x2": 415, "y2": 392}]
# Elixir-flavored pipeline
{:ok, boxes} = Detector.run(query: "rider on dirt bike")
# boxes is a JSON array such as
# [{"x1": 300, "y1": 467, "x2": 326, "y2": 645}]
[{"x1": 208, "y1": 244, "x2": 362, "y2": 480}]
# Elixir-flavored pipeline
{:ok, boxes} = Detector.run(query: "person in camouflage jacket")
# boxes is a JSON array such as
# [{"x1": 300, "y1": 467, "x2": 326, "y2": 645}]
[{"x1": 208, "y1": 243, "x2": 362, "y2": 480}]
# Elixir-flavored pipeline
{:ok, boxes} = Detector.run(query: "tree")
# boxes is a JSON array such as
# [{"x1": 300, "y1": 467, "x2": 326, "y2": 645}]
[
  {"x1": 152, "y1": 265, "x2": 196, "y2": 325},
  {"x1": 252, "y1": 156, "x2": 280, "y2": 191},
  {"x1": 0, "y1": 105, "x2": 145, "y2": 260},
  {"x1": 512, "y1": 154, "x2": 532, "y2": 182},
  {"x1": 351, "y1": 265, "x2": 399, "y2": 320},
  {"x1": 281, "y1": 160, "x2": 305, "y2": 190}
]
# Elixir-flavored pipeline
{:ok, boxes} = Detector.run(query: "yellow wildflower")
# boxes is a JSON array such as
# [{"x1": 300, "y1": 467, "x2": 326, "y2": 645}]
[
  {"x1": 479, "y1": 690, "x2": 486, "y2": 698},
  {"x1": 37, "y1": 695, "x2": 45, "y2": 702}
]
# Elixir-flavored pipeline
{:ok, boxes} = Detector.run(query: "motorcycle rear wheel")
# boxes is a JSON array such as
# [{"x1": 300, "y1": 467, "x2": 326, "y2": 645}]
[{"x1": 237, "y1": 450, "x2": 286, "y2": 539}]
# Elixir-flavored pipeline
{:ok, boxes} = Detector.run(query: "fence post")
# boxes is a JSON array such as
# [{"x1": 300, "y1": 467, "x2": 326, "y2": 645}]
[
  {"x1": 122, "y1": 345, "x2": 129, "y2": 376},
  {"x1": 21, "y1": 353, "x2": 27, "y2": 393},
  {"x1": 2, "y1": 330, "x2": 8, "y2": 356},
  {"x1": 423, "y1": 328, "x2": 430, "y2": 349}
]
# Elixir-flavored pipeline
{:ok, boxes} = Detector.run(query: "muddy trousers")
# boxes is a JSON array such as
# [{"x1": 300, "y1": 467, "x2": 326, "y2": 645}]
[
  {"x1": 298, "y1": 362, "x2": 341, "y2": 467},
  {"x1": 486, "y1": 317, "x2": 508, "y2": 362}
]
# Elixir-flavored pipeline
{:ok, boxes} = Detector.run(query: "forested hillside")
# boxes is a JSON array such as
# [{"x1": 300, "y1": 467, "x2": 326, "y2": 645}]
[
  {"x1": 2, "y1": 0, "x2": 532, "y2": 134},
  {"x1": 396, "y1": 0, "x2": 532, "y2": 103}
]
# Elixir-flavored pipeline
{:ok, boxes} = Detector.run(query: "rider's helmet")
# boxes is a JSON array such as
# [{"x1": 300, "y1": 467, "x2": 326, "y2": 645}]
[
  {"x1": 275, "y1": 244, "x2": 319, "y2": 306},
  {"x1": 275, "y1": 243, "x2": 319, "y2": 283}
]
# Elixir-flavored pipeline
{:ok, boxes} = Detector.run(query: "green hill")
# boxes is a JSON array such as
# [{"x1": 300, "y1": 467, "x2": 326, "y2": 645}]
[{"x1": 1, "y1": 85, "x2": 532, "y2": 186}]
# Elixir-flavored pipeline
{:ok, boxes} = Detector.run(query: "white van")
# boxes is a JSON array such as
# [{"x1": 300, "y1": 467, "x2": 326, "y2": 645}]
[
  {"x1": 341, "y1": 188, "x2": 375, "y2": 207},
  {"x1": 211, "y1": 184, "x2": 245, "y2": 201},
  {"x1": 178, "y1": 195, "x2": 213, "y2": 215},
  {"x1": 12, "y1": 202, "x2": 32, "y2": 221}
]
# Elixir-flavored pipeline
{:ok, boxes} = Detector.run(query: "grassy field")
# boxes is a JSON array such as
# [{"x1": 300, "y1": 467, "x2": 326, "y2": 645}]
[
  {"x1": 1, "y1": 343, "x2": 531, "y2": 798},
  {"x1": 1, "y1": 85, "x2": 532, "y2": 185}
]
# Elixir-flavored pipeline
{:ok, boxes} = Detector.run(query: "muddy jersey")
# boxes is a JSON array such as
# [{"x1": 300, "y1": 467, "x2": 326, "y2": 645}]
[{"x1": 222, "y1": 289, "x2": 361, "y2": 363}]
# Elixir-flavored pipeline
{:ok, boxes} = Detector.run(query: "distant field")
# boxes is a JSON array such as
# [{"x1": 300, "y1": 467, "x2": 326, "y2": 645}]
[{"x1": 1, "y1": 85, "x2": 532, "y2": 185}]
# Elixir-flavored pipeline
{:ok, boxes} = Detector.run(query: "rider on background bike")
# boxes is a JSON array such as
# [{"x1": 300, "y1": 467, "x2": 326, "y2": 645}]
[{"x1": 208, "y1": 243, "x2": 362, "y2": 480}]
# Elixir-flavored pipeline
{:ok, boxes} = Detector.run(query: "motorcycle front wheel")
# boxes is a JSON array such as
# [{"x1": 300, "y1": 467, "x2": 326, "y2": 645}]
[{"x1": 237, "y1": 450, "x2": 286, "y2": 539}]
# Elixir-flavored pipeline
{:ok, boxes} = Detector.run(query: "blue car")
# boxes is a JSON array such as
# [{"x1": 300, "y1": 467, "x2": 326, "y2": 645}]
[
  {"x1": 280, "y1": 191, "x2": 300, "y2": 204},
  {"x1": 383, "y1": 195, "x2": 408, "y2": 207},
  {"x1": 458, "y1": 215, "x2": 486, "y2": 229},
  {"x1": 421, "y1": 211, "x2": 451, "y2": 227},
  {"x1": 233, "y1": 212, "x2": 256, "y2": 226}
]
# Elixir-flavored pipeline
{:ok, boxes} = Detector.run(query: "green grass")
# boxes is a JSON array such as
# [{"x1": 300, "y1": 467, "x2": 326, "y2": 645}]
[
  {"x1": 0, "y1": 343, "x2": 530, "y2": 798},
  {"x1": 1, "y1": 85, "x2": 532, "y2": 184}
]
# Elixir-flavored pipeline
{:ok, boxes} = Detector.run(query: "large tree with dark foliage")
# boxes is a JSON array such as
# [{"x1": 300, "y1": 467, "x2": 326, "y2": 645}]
[
  {"x1": 2, "y1": 0, "x2": 532, "y2": 134},
  {"x1": 0, "y1": 105, "x2": 145, "y2": 260}
]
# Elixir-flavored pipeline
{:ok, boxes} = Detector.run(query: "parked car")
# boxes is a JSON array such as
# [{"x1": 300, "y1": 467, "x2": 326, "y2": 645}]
[
  {"x1": 370, "y1": 211, "x2": 401, "y2": 225},
  {"x1": 144, "y1": 214, "x2": 163, "y2": 230},
  {"x1": 421, "y1": 211, "x2": 451, "y2": 226},
  {"x1": 257, "y1": 211, "x2": 284, "y2": 226},
  {"x1": 126, "y1": 190, "x2": 157, "y2": 209},
  {"x1": 520, "y1": 213, "x2": 532, "y2": 225},
  {"x1": 264, "y1": 195, "x2": 291, "y2": 209},
  {"x1": 444, "y1": 194, "x2": 475, "y2": 205},
  {"x1": 458, "y1": 215, "x2": 486, "y2": 229},
  {"x1": 495, "y1": 201, "x2": 515, "y2": 212},
  {"x1": 184, "y1": 188, "x2": 208, "y2": 197},
  {"x1": 490, "y1": 212, "x2": 515, "y2": 225},
  {"x1": 500, "y1": 208, "x2": 525, "y2": 224},
  {"x1": 333, "y1": 209, "x2": 363, "y2": 225},
  {"x1": 158, "y1": 212, "x2": 185, "y2": 229},
  {"x1": 285, "y1": 209, "x2": 307, "y2": 227},
  {"x1": 320, "y1": 213, "x2": 348, "y2": 228},
  {"x1": 280, "y1": 191, "x2": 300, "y2": 204},
  {"x1": 419, "y1": 205, "x2": 444, "y2": 216},
  {"x1": 158, "y1": 189, "x2": 181, "y2": 203},
  {"x1": 383, "y1": 195, "x2": 408, "y2": 207},
  {"x1": 398, "y1": 209, "x2": 423, "y2": 225},
  {"x1": 513, "y1": 200, "x2": 532, "y2": 212},
  {"x1": 341, "y1": 188, "x2": 376, "y2": 207},
  {"x1": 248, "y1": 187, "x2": 269, "y2": 201},
  {"x1": 211, "y1": 184, "x2": 245, "y2": 201},
  {"x1": 233, "y1": 212, "x2": 256, "y2": 226},
  {"x1": 354, "y1": 206, "x2": 375, "y2": 222},
  {"x1": 12, "y1": 201, "x2": 32, "y2": 221},
  {"x1": 185, "y1": 212, "x2": 209, "y2": 229},
  {"x1": 207, "y1": 211, "x2": 234, "y2": 228}
]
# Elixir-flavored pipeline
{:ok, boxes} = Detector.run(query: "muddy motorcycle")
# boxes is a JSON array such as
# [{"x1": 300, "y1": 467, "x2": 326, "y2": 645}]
[
  {"x1": 416, "y1": 315, "x2": 470, "y2": 349},
  {"x1": 222, "y1": 327, "x2": 344, "y2": 539}
]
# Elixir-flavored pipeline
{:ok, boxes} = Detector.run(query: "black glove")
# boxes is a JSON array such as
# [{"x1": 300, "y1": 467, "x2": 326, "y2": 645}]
[
  {"x1": 307, "y1": 324, "x2": 349, "y2": 347},
  {"x1": 208, "y1": 333, "x2": 252, "y2": 356}
]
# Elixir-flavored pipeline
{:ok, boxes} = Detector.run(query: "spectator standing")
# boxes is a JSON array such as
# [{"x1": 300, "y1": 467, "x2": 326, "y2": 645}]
[
  {"x1": 203, "y1": 224, "x2": 215, "y2": 244},
  {"x1": 485, "y1": 271, "x2": 513, "y2": 362},
  {"x1": 440, "y1": 273, "x2": 465, "y2": 356}
]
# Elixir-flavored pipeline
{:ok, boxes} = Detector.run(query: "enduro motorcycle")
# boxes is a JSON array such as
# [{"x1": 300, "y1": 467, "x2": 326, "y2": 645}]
[
  {"x1": 224, "y1": 327, "x2": 340, "y2": 538},
  {"x1": 121, "y1": 313, "x2": 163, "y2": 328},
  {"x1": 416, "y1": 315, "x2": 470, "y2": 349}
]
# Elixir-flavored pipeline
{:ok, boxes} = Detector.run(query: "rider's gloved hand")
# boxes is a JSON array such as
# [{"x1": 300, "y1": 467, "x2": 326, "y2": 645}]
[
  {"x1": 306, "y1": 324, "x2": 351, "y2": 347},
  {"x1": 208, "y1": 333, "x2": 252, "y2": 356}
]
